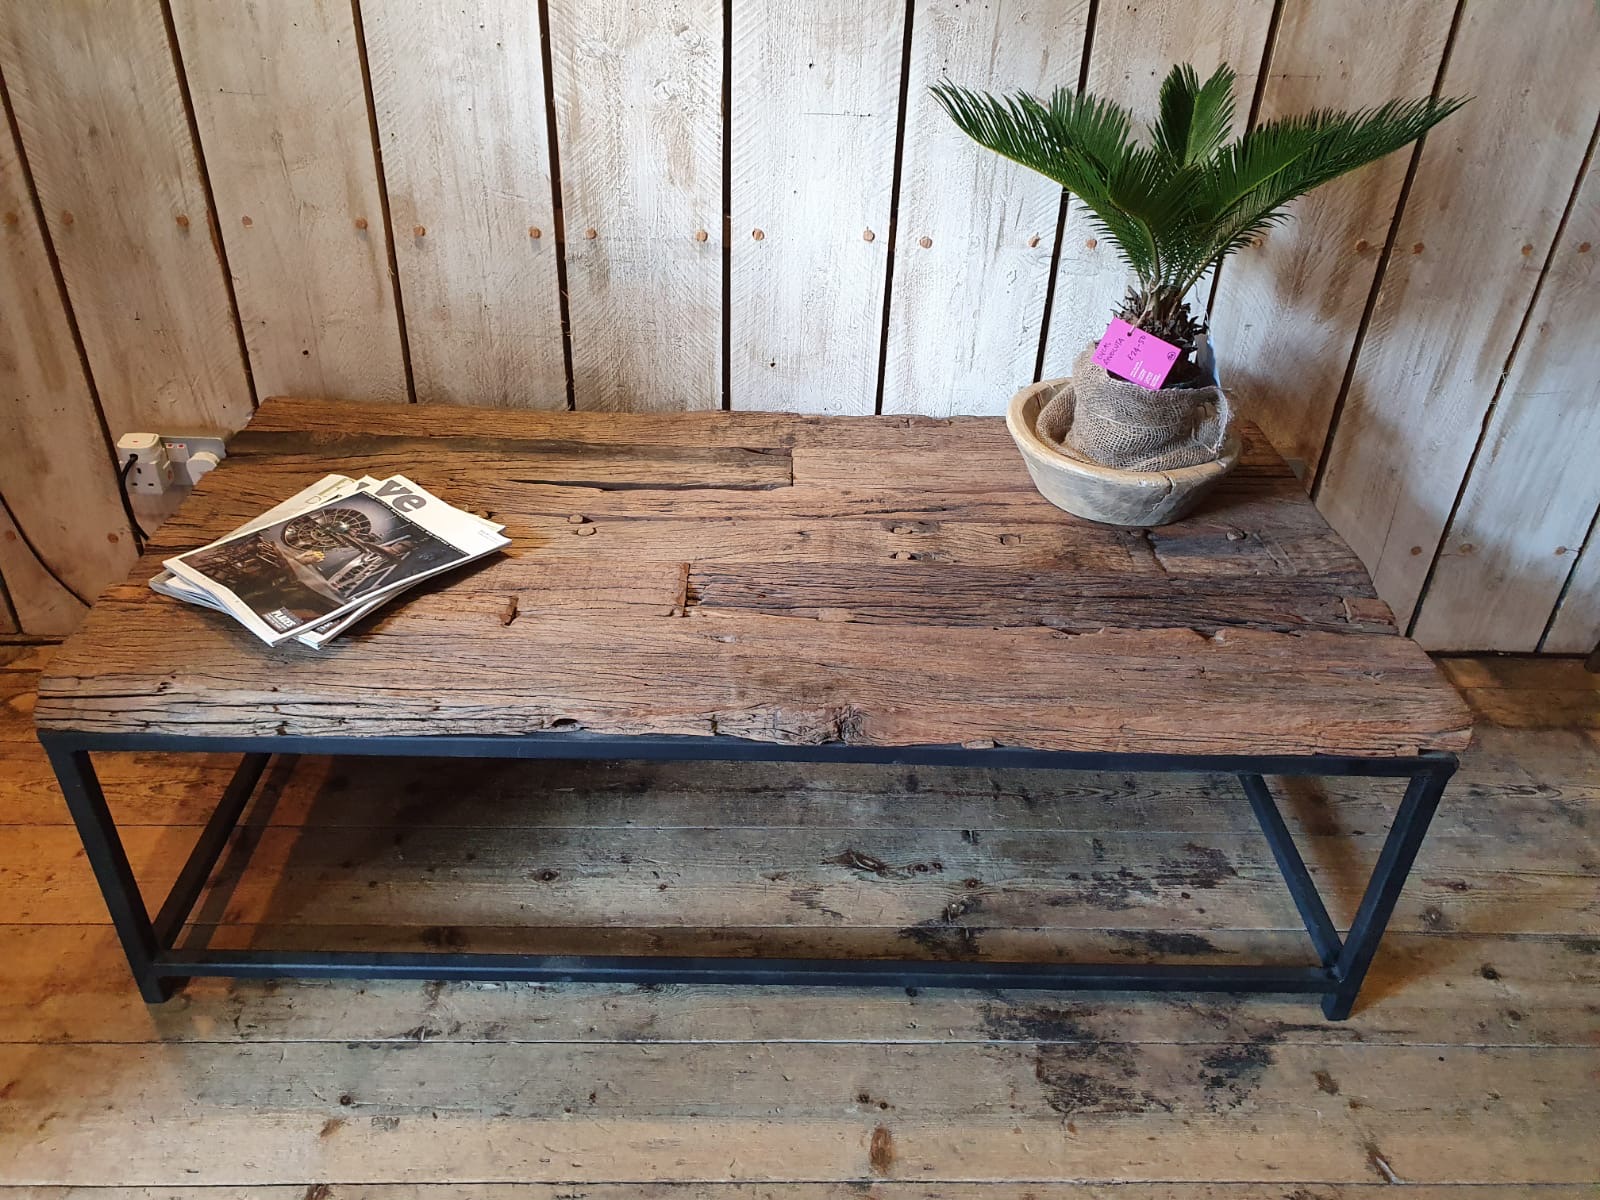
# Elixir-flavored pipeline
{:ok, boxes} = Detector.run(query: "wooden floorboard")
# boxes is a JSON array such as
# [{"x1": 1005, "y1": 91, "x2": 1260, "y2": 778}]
[
  {"x1": 3, "y1": 1190, "x2": 1597, "y2": 1200},
  {"x1": 0, "y1": 655, "x2": 1596, "y2": 1188}
]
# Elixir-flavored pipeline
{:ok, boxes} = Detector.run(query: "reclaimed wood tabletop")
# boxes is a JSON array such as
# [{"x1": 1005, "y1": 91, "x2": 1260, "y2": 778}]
[{"x1": 35, "y1": 398, "x2": 1472, "y2": 757}]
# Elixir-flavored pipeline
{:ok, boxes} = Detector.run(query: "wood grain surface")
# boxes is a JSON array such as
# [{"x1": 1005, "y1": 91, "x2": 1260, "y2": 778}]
[
  {"x1": 35, "y1": 399, "x2": 1469, "y2": 756},
  {"x1": 0, "y1": 0, "x2": 254, "y2": 435},
  {"x1": 550, "y1": 0, "x2": 723, "y2": 412},
  {"x1": 881, "y1": 0, "x2": 1090, "y2": 418},
  {"x1": 1315, "y1": 0, "x2": 1600, "y2": 625},
  {"x1": 728, "y1": 0, "x2": 904, "y2": 414},
  {"x1": 0, "y1": 105, "x2": 134, "y2": 633},
  {"x1": 171, "y1": 0, "x2": 408, "y2": 404},
  {"x1": 1207, "y1": 0, "x2": 1455, "y2": 482},
  {"x1": 1546, "y1": 533, "x2": 1600, "y2": 654},
  {"x1": 360, "y1": 0, "x2": 566, "y2": 408},
  {"x1": 1411, "y1": 150, "x2": 1600, "y2": 652}
]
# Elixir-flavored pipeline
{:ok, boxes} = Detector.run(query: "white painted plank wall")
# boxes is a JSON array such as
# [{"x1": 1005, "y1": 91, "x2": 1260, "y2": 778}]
[
  {"x1": 361, "y1": 0, "x2": 566, "y2": 408},
  {"x1": 729, "y1": 0, "x2": 904, "y2": 414},
  {"x1": 0, "y1": 104, "x2": 133, "y2": 632},
  {"x1": 173, "y1": 0, "x2": 407, "y2": 405},
  {"x1": 550, "y1": 0, "x2": 723, "y2": 412},
  {"x1": 1040, "y1": 0, "x2": 1275, "y2": 379},
  {"x1": 1546, "y1": 523, "x2": 1600, "y2": 655},
  {"x1": 882, "y1": 0, "x2": 1089, "y2": 418},
  {"x1": 1207, "y1": 0, "x2": 1454, "y2": 483},
  {"x1": 0, "y1": 0, "x2": 254, "y2": 436},
  {"x1": 1315, "y1": 1, "x2": 1600, "y2": 628},
  {"x1": 1411, "y1": 145, "x2": 1600, "y2": 651}
]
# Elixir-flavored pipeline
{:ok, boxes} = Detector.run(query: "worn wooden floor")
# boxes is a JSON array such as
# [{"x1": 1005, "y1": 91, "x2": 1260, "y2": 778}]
[{"x1": 0, "y1": 643, "x2": 1596, "y2": 1195}]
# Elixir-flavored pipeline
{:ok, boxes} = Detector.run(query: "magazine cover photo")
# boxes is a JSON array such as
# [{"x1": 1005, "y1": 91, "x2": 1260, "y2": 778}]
[{"x1": 176, "y1": 492, "x2": 468, "y2": 636}]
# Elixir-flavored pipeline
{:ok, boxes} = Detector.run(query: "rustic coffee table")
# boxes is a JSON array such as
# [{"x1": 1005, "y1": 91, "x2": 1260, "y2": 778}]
[{"x1": 35, "y1": 398, "x2": 1471, "y2": 1019}]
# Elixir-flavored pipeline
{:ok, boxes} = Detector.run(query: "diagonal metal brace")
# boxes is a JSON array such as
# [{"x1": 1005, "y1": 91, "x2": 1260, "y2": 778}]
[{"x1": 1238, "y1": 773, "x2": 1342, "y2": 965}]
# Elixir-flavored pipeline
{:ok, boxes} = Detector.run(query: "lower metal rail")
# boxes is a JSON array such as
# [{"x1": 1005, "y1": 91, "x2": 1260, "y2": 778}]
[{"x1": 38, "y1": 732, "x2": 1455, "y2": 1019}]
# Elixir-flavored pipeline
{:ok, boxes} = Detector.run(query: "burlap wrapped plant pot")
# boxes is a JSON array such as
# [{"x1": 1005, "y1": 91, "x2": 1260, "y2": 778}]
[
  {"x1": 1005, "y1": 350, "x2": 1241, "y2": 528},
  {"x1": 1037, "y1": 347, "x2": 1231, "y2": 471}
]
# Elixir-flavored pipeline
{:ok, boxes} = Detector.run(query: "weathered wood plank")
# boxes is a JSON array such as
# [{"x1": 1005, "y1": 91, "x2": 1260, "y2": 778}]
[
  {"x1": 242, "y1": 396, "x2": 804, "y2": 445},
  {"x1": 1208, "y1": 0, "x2": 1455, "y2": 481},
  {"x1": 1316, "y1": 1, "x2": 1600, "y2": 625},
  {"x1": 1412, "y1": 157, "x2": 1600, "y2": 650},
  {"x1": 689, "y1": 563, "x2": 1391, "y2": 633},
  {"x1": 171, "y1": 0, "x2": 407, "y2": 404},
  {"x1": 142, "y1": 478, "x2": 1373, "y2": 596},
  {"x1": 2, "y1": 1191, "x2": 1593, "y2": 1200},
  {"x1": 882, "y1": 0, "x2": 1090, "y2": 417},
  {"x1": 36, "y1": 607, "x2": 1470, "y2": 755},
  {"x1": 361, "y1": 0, "x2": 566, "y2": 408},
  {"x1": 1, "y1": 1039, "x2": 1594, "y2": 1185},
  {"x1": 218, "y1": 432, "x2": 794, "y2": 490},
  {"x1": 137, "y1": 488, "x2": 1378, "y2": 620},
  {"x1": 729, "y1": 0, "x2": 904, "y2": 414},
  {"x1": 1040, "y1": 0, "x2": 1276, "y2": 377},
  {"x1": 0, "y1": 0, "x2": 254, "y2": 434},
  {"x1": 3, "y1": 921, "x2": 1596, "y2": 1050},
  {"x1": 550, "y1": 0, "x2": 722, "y2": 411},
  {"x1": 1438, "y1": 657, "x2": 1600, "y2": 732},
  {"x1": 0, "y1": 98, "x2": 134, "y2": 634},
  {"x1": 0, "y1": 644, "x2": 53, "y2": 671},
  {"x1": 0, "y1": 498, "x2": 80, "y2": 638},
  {"x1": 237, "y1": 397, "x2": 1280, "y2": 467},
  {"x1": 2, "y1": 1189, "x2": 1592, "y2": 1200},
  {"x1": 1546, "y1": 529, "x2": 1600, "y2": 654}
]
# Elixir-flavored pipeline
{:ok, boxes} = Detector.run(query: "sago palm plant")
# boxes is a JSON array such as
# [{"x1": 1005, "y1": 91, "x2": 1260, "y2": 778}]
[{"x1": 934, "y1": 64, "x2": 1465, "y2": 379}]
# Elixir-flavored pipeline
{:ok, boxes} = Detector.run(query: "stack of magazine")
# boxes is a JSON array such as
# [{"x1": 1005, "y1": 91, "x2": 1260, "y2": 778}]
[{"x1": 152, "y1": 473, "x2": 509, "y2": 648}]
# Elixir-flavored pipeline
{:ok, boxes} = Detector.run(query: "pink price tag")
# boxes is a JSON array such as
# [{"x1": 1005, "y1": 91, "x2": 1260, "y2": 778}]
[{"x1": 1092, "y1": 318, "x2": 1182, "y2": 390}]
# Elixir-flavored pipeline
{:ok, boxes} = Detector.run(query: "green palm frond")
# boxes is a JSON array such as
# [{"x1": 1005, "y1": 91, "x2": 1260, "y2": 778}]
[
  {"x1": 931, "y1": 82, "x2": 1156, "y2": 278},
  {"x1": 1151, "y1": 63, "x2": 1236, "y2": 167},
  {"x1": 934, "y1": 64, "x2": 1468, "y2": 358}
]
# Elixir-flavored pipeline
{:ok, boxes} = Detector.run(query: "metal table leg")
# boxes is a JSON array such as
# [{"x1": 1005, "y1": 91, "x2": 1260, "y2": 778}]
[
  {"x1": 42, "y1": 745, "x2": 170, "y2": 1003},
  {"x1": 1320, "y1": 760, "x2": 1454, "y2": 1019}
]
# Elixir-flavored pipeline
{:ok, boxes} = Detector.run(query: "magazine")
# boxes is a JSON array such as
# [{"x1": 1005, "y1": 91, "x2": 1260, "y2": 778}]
[
  {"x1": 156, "y1": 474, "x2": 508, "y2": 646},
  {"x1": 292, "y1": 479, "x2": 505, "y2": 649},
  {"x1": 150, "y1": 473, "x2": 364, "y2": 612}
]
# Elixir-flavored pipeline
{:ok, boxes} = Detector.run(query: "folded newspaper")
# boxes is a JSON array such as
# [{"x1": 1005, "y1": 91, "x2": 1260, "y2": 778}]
[{"x1": 151, "y1": 474, "x2": 508, "y2": 648}]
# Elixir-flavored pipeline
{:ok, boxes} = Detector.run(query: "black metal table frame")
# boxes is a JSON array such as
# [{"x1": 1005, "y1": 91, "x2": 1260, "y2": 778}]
[{"x1": 38, "y1": 728, "x2": 1456, "y2": 1020}]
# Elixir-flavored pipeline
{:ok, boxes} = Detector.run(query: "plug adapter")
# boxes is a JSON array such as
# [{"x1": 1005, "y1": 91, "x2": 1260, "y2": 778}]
[{"x1": 116, "y1": 433, "x2": 178, "y2": 495}]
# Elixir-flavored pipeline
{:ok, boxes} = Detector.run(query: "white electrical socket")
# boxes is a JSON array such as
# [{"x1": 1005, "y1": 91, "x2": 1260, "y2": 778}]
[
  {"x1": 160, "y1": 434, "x2": 226, "y2": 466},
  {"x1": 117, "y1": 431, "x2": 228, "y2": 491},
  {"x1": 117, "y1": 433, "x2": 178, "y2": 495},
  {"x1": 161, "y1": 434, "x2": 226, "y2": 484}
]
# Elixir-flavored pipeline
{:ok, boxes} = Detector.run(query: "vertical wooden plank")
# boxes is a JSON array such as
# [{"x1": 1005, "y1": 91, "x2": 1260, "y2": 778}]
[
  {"x1": 1039, "y1": 0, "x2": 1275, "y2": 379},
  {"x1": 0, "y1": 573, "x2": 15, "y2": 634},
  {"x1": 551, "y1": 0, "x2": 722, "y2": 412},
  {"x1": 1207, "y1": 0, "x2": 1454, "y2": 481},
  {"x1": 729, "y1": 0, "x2": 905, "y2": 414},
  {"x1": 0, "y1": 0, "x2": 253, "y2": 436},
  {"x1": 1412, "y1": 150, "x2": 1600, "y2": 652},
  {"x1": 171, "y1": 0, "x2": 408, "y2": 404},
  {"x1": 1316, "y1": 3, "x2": 1600, "y2": 626},
  {"x1": 0, "y1": 86, "x2": 134, "y2": 634},
  {"x1": 881, "y1": 0, "x2": 1090, "y2": 417},
  {"x1": 1545, "y1": 518, "x2": 1600, "y2": 655},
  {"x1": 362, "y1": 0, "x2": 566, "y2": 409}
]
